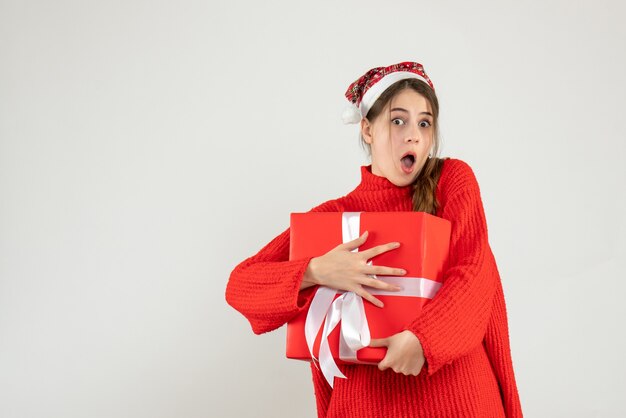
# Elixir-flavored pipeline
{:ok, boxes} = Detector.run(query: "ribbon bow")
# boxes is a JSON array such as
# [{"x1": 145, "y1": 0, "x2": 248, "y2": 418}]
[{"x1": 304, "y1": 212, "x2": 442, "y2": 387}]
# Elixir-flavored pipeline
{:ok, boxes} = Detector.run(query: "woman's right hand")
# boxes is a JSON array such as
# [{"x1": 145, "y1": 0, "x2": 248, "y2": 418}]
[{"x1": 300, "y1": 231, "x2": 406, "y2": 308}]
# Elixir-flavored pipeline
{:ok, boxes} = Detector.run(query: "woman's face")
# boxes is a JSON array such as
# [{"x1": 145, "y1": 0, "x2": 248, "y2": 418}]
[{"x1": 361, "y1": 88, "x2": 434, "y2": 187}]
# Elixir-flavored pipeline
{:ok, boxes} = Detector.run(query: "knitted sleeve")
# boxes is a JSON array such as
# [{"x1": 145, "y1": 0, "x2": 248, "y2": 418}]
[
  {"x1": 404, "y1": 159, "x2": 498, "y2": 376},
  {"x1": 225, "y1": 198, "x2": 341, "y2": 335}
]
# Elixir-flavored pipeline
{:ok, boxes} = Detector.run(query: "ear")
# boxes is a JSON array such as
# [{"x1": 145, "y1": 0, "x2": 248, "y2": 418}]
[{"x1": 361, "y1": 118, "x2": 373, "y2": 144}]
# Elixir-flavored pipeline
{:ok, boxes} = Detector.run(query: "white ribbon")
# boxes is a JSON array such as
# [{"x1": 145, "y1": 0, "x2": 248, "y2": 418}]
[{"x1": 304, "y1": 212, "x2": 443, "y2": 388}]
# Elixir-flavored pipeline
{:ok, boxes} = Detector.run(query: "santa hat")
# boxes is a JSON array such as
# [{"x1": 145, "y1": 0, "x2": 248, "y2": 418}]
[{"x1": 342, "y1": 61, "x2": 435, "y2": 124}]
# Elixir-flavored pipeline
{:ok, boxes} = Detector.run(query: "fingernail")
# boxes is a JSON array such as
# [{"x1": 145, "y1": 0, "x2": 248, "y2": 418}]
[
  {"x1": 393, "y1": 242, "x2": 401, "y2": 248},
  {"x1": 400, "y1": 269, "x2": 407, "y2": 274}
]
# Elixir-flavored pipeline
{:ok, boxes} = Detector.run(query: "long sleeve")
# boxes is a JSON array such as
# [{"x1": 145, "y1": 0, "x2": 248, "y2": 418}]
[
  {"x1": 404, "y1": 161, "x2": 498, "y2": 376},
  {"x1": 225, "y1": 198, "x2": 341, "y2": 335}
]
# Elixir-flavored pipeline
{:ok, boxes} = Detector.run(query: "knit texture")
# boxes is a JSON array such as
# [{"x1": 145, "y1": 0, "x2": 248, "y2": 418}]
[{"x1": 226, "y1": 158, "x2": 523, "y2": 418}]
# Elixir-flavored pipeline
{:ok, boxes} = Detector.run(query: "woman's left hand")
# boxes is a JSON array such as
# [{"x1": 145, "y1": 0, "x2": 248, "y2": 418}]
[{"x1": 369, "y1": 330, "x2": 425, "y2": 376}]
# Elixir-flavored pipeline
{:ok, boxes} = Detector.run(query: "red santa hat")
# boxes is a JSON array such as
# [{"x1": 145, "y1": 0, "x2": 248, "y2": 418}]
[{"x1": 342, "y1": 61, "x2": 435, "y2": 124}]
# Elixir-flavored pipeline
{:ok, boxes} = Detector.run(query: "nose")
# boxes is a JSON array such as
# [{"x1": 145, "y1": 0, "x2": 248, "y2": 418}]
[
  {"x1": 405, "y1": 125, "x2": 420, "y2": 143},
  {"x1": 405, "y1": 134, "x2": 420, "y2": 143}
]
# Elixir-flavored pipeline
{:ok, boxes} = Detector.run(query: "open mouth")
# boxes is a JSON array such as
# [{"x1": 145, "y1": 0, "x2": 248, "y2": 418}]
[{"x1": 400, "y1": 152, "x2": 416, "y2": 173}]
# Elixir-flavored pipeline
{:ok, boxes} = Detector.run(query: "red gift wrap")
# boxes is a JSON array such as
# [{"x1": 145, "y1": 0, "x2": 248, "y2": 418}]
[{"x1": 286, "y1": 211, "x2": 451, "y2": 371}]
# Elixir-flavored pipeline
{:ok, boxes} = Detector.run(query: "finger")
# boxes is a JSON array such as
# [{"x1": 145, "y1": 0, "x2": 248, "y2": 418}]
[
  {"x1": 353, "y1": 286, "x2": 384, "y2": 308},
  {"x1": 363, "y1": 264, "x2": 407, "y2": 278},
  {"x1": 378, "y1": 358, "x2": 390, "y2": 371},
  {"x1": 368, "y1": 338, "x2": 389, "y2": 348},
  {"x1": 403, "y1": 366, "x2": 420, "y2": 376},
  {"x1": 361, "y1": 277, "x2": 402, "y2": 292},
  {"x1": 360, "y1": 241, "x2": 400, "y2": 259},
  {"x1": 340, "y1": 230, "x2": 368, "y2": 251}
]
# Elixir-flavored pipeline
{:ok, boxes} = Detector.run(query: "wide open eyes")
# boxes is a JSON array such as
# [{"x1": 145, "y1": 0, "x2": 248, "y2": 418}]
[{"x1": 391, "y1": 118, "x2": 432, "y2": 128}]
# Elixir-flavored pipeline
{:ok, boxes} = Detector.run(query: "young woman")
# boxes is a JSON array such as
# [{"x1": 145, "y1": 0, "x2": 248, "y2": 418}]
[{"x1": 225, "y1": 61, "x2": 523, "y2": 418}]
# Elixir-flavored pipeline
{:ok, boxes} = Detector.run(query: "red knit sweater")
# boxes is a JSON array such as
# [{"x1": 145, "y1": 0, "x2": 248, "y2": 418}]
[{"x1": 226, "y1": 158, "x2": 523, "y2": 418}]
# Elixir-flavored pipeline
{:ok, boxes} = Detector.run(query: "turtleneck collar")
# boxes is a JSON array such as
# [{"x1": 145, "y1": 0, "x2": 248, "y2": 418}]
[{"x1": 354, "y1": 164, "x2": 414, "y2": 193}]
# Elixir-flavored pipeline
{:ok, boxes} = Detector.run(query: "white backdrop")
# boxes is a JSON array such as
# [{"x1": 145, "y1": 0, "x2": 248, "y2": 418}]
[{"x1": 1, "y1": 1, "x2": 625, "y2": 417}]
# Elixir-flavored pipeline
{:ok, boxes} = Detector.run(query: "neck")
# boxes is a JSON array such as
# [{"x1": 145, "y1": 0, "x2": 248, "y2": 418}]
[{"x1": 356, "y1": 164, "x2": 413, "y2": 193}]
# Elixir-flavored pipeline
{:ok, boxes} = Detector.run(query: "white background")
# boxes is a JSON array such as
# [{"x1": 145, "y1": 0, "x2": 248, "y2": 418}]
[{"x1": 1, "y1": 0, "x2": 625, "y2": 417}]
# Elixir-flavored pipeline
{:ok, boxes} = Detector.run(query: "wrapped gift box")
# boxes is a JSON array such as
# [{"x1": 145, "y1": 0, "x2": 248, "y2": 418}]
[{"x1": 286, "y1": 211, "x2": 451, "y2": 365}]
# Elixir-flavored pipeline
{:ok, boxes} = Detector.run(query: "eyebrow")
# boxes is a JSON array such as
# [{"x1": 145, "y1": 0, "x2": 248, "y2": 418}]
[{"x1": 390, "y1": 107, "x2": 433, "y2": 117}]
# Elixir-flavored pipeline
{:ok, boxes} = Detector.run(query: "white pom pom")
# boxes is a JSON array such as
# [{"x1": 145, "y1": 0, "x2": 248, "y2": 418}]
[{"x1": 341, "y1": 102, "x2": 362, "y2": 124}]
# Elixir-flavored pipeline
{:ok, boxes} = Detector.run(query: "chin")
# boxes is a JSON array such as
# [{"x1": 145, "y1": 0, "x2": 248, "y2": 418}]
[{"x1": 390, "y1": 176, "x2": 415, "y2": 188}]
